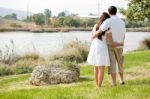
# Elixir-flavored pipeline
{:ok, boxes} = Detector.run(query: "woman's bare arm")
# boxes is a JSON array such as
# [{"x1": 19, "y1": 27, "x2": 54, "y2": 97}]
[
  {"x1": 91, "y1": 24, "x2": 100, "y2": 40},
  {"x1": 92, "y1": 30, "x2": 103, "y2": 39}
]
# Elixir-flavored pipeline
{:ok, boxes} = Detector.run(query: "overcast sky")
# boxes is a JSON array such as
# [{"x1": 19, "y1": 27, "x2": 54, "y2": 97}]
[{"x1": 0, "y1": 0, "x2": 128, "y2": 16}]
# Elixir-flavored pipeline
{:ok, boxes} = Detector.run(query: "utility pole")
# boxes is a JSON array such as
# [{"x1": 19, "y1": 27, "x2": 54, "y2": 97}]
[
  {"x1": 45, "y1": 13, "x2": 47, "y2": 25},
  {"x1": 98, "y1": 0, "x2": 100, "y2": 15},
  {"x1": 26, "y1": 0, "x2": 29, "y2": 28}
]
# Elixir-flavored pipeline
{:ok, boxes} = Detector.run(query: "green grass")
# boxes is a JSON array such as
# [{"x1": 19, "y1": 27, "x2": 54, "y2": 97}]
[
  {"x1": 0, "y1": 51, "x2": 150, "y2": 99},
  {"x1": 124, "y1": 51, "x2": 150, "y2": 68}
]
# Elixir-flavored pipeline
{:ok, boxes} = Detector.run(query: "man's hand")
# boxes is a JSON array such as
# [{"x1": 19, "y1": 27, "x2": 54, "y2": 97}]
[
  {"x1": 119, "y1": 42, "x2": 124, "y2": 46},
  {"x1": 107, "y1": 33, "x2": 124, "y2": 47}
]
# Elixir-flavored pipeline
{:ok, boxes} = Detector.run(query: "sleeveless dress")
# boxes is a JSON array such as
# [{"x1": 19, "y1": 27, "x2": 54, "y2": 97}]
[{"x1": 87, "y1": 24, "x2": 110, "y2": 66}]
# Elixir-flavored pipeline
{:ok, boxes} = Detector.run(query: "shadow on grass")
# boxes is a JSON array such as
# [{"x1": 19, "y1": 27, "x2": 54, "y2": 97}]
[{"x1": 78, "y1": 76, "x2": 93, "y2": 82}]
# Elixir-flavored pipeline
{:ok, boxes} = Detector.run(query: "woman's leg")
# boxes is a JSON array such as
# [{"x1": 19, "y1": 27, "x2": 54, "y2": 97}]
[
  {"x1": 98, "y1": 66, "x2": 105, "y2": 87},
  {"x1": 94, "y1": 67, "x2": 99, "y2": 87}
]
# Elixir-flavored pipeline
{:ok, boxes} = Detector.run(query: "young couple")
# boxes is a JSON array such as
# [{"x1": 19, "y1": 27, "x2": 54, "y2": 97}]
[{"x1": 87, "y1": 6, "x2": 126, "y2": 87}]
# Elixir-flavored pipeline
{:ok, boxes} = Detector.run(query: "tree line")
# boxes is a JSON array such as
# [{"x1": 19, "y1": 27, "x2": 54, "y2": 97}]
[
  {"x1": 1, "y1": 13, "x2": 18, "y2": 20},
  {"x1": 24, "y1": 9, "x2": 97, "y2": 28},
  {"x1": 0, "y1": 9, "x2": 97, "y2": 28},
  {"x1": 2, "y1": 0, "x2": 150, "y2": 28}
]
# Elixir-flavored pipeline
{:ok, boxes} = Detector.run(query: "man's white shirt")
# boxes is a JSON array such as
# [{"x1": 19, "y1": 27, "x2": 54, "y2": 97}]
[{"x1": 100, "y1": 15, "x2": 126, "y2": 47}]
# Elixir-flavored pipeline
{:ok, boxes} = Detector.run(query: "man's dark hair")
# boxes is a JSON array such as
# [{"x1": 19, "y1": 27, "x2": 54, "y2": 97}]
[{"x1": 108, "y1": 6, "x2": 117, "y2": 15}]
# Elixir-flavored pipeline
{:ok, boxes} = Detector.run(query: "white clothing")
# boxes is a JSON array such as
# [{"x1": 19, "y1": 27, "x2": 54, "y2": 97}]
[
  {"x1": 100, "y1": 15, "x2": 126, "y2": 44},
  {"x1": 87, "y1": 24, "x2": 110, "y2": 66}
]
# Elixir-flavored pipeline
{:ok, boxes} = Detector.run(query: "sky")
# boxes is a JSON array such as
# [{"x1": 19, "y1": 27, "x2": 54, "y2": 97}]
[{"x1": 0, "y1": 0, "x2": 128, "y2": 16}]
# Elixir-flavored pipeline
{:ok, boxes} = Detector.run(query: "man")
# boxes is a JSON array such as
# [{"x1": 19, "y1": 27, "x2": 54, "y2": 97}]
[{"x1": 92, "y1": 6, "x2": 126, "y2": 86}]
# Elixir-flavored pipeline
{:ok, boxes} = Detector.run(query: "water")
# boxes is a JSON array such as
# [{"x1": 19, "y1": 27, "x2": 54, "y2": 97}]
[{"x1": 0, "y1": 31, "x2": 150, "y2": 55}]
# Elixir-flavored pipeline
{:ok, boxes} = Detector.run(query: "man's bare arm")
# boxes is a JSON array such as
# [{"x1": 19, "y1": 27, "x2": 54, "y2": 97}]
[{"x1": 107, "y1": 33, "x2": 124, "y2": 47}]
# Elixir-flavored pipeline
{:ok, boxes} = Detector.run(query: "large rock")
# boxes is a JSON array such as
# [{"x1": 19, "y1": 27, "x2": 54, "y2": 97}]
[{"x1": 30, "y1": 62, "x2": 80, "y2": 86}]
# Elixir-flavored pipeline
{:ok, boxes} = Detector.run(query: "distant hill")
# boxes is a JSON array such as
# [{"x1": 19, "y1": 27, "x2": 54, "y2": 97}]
[{"x1": 0, "y1": 8, "x2": 33, "y2": 20}]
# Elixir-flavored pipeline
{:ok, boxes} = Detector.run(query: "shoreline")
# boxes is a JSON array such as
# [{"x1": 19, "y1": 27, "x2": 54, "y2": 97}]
[
  {"x1": 1, "y1": 19, "x2": 150, "y2": 33},
  {"x1": 0, "y1": 28, "x2": 92, "y2": 33},
  {"x1": 0, "y1": 27, "x2": 150, "y2": 33}
]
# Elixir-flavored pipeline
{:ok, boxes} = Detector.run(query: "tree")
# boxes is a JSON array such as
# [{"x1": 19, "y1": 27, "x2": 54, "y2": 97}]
[
  {"x1": 63, "y1": 17, "x2": 80, "y2": 27},
  {"x1": 118, "y1": 8, "x2": 126, "y2": 16},
  {"x1": 119, "y1": 0, "x2": 150, "y2": 21},
  {"x1": 32, "y1": 13, "x2": 45, "y2": 25},
  {"x1": 4, "y1": 13, "x2": 17, "y2": 20},
  {"x1": 80, "y1": 18, "x2": 97, "y2": 28},
  {"x1": 57, "y1": 17, "x2": 65, "y2": 26},
  {"x1": 58, "y1": 11, "x2": 66, "y2": 18},
  {"x1": 88, "y1": 13, "x2": 97, "y2": 16},
  {"x1": 23, "y1": 16, "x2": 32, "y2": 22},
  {"x1": 44, "y1": 9, "x2": 52, "y2": 25}
]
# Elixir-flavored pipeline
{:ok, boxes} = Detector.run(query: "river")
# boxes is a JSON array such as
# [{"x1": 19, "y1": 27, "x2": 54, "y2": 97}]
[{"x1": 0, "y1": 31, "x2": 150, "y2": 56}]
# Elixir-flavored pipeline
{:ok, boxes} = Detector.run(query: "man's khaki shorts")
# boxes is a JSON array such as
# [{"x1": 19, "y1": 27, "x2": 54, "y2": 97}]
[{"x1": 108, "y1": 46, "x2": 124, "y2": 74}]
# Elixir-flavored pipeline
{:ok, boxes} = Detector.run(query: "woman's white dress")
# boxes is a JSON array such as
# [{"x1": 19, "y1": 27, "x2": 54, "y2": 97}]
[{"x1": 87, "y1": 24, "x2": 110, "y2": 66}]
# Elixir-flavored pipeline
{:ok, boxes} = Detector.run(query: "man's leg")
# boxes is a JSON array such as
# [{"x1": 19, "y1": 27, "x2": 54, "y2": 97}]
[
  {"x1": 119, "y1": 72, "x2": 124, "y2": 83},
  {"x1": 108, "y1": 47, "x2": 117, "y2": 86},
  {"x1": 111, "y1": 73, "x2": 117, "y2": 86},
  {"x1": 115, "y1": 48, "x2": 125, "y2": 84}
]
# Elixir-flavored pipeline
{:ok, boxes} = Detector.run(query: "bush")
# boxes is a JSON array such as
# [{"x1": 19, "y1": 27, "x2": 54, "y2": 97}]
[
  {"x1": 63, "y1": 17, "x2": 80, "y2": 27},
  {"x1": 1, "y1": 40, "x2": 21, "y2": 65},
  {"x1": 125, "y1": 21, "x2": 144, "y2": 28},
  {"x1": 62, "y1": 61, "x2": 80, "y2": 70},
  {"x1": 64, "y1": 41, "x2": 89, "y2": 61},
  {"x1": 0, "y1": 52, "x2": 43, "y2": 76},
  {"x1": 51, "y1": 48, "x2": 83, "y2": 62},
  {"x1": 137, "y1": 37, "x2": 150, "y2": 50},
  {"x1": 144, "y1": 21, "x2": 150, "y2": 27},
  {"x1": 0, "y1": 40, "x2": 44, "y2": 76},
  {"x1": 32, "y1": 13, "x2": 45, "y2": 25},
  {"x1": 10, "y1": 23, "x2": 22, "y2": 28},
  {"x1": 0, "y1": 40, "x2": 89, "y2": 76},
  {"x1": 49, "y1": 40, "x2": 89, "y2": 63},
  {"x1": 21, "y1": 53, "x2": 40, "y2": 60},
  {"x1": 0, "y1": 58, "x2": 35, "y2": 76},
  {"x1": 15, "y1": 65, "x2": 33, "y2": 74},
  {"x1": 0, "y1": 41, "x2": 41, "y2": 65},
  {"x1": 0, "y1": 66, "x2": 13, "y2": 76},
  {"x1": 80, "y1": 18, "x2": 97, "y2": 28},
  {"x1": 0, "y1": 65, "x2": 33, "y2": 76}
]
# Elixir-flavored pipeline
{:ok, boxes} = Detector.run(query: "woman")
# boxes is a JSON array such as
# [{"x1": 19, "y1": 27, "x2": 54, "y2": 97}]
[{"x1": 87, "y1": 12, "x2": 123, "y2": 87}]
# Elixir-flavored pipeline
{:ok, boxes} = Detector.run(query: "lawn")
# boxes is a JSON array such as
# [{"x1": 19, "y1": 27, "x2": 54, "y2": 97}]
[{"x1": 0, "y1": 51, "x2": 150, "y2": 99}]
